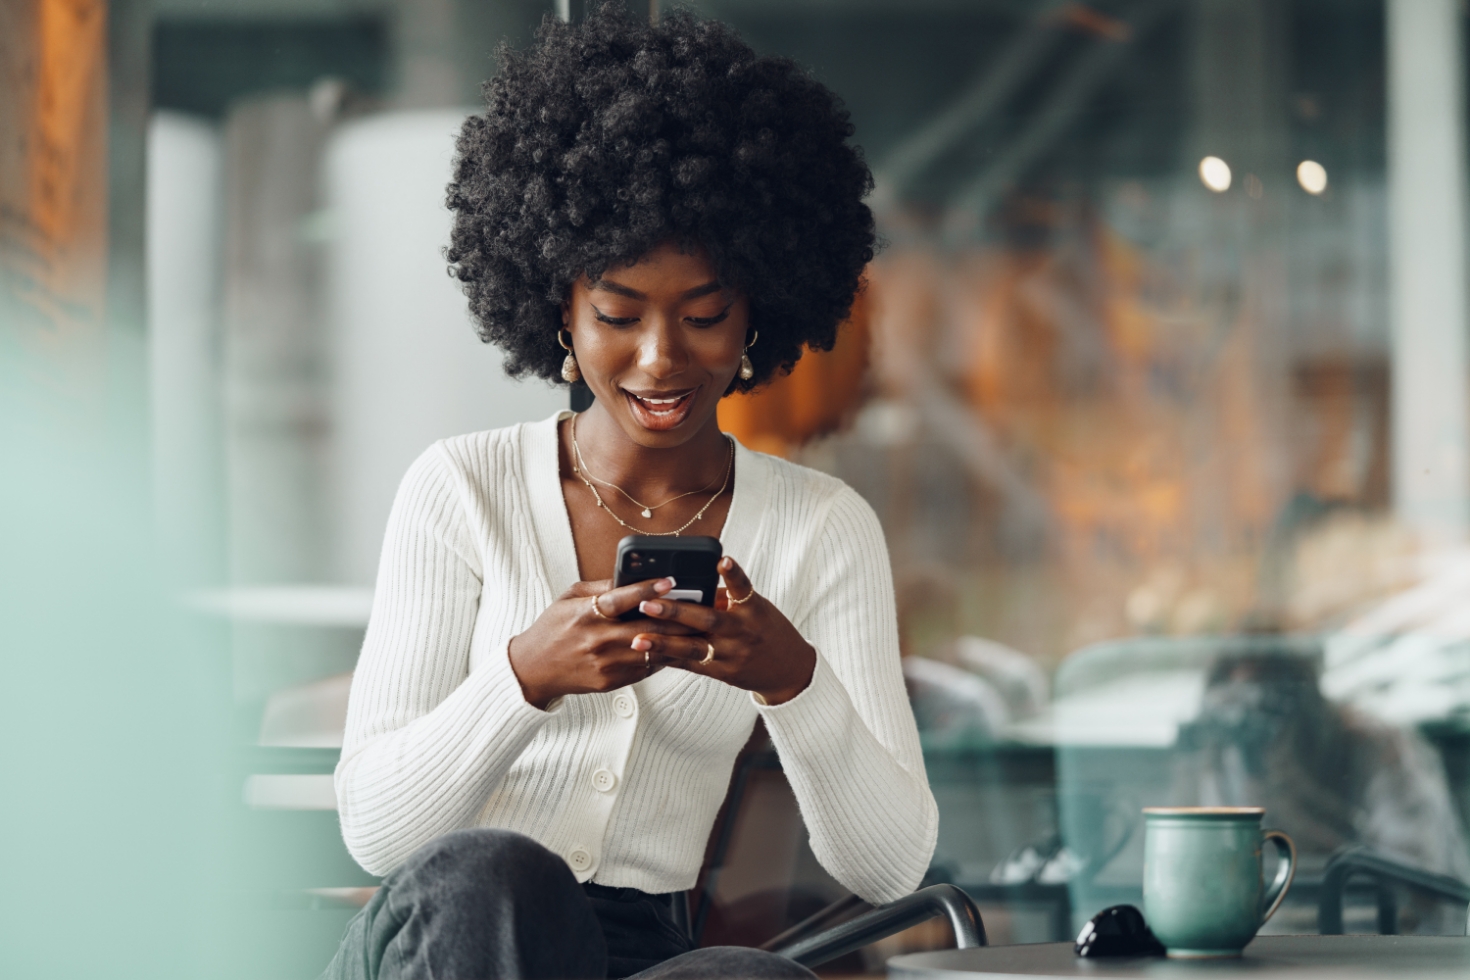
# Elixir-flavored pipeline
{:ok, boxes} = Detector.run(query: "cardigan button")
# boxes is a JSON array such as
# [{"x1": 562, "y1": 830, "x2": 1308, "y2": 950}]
[
  {"x1": 592, "y1": 768, "x2": 617, "y2": 793},
  {"x1": 568, "y1": 847, "x2": 594, "y2": 873},
  {"x1": 613, "y1": 694, "x2": 635, "y2": 718}
]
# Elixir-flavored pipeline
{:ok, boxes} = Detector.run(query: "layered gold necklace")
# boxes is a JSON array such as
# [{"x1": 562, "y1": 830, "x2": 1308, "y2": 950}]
[{"x1": 570, "y1": 414, "x2": 733, "y2": 537}]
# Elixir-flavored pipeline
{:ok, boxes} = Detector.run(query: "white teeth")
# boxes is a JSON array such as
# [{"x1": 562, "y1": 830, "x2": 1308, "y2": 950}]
[{"x1": 634, "y1": 394, "x2": 686, "y2": 406}]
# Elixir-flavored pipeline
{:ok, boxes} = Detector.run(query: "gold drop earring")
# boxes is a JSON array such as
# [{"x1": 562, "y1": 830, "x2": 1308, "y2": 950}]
[
  {"x1": 559, "y1": 329, "x2": 581, "y2": 383},
  {"x1": 739, "y1": 330, "x2": 759, "y2": 381}
]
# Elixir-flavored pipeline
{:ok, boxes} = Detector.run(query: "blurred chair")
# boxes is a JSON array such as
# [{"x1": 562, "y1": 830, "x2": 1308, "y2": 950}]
[
  {"x1": 1176, "y1": 646, "x2": 1470, "y2": 934},
  {"x1": 1011, "y1": 637, "x2": 1311, "y2": 928},
  {"x1": 237, "y1": 744, "x2": 377, "y2": 893},
  {"x1": 1025, "y1": 634, "x2": 1470, "y2": 935},
  {"x1": 1317, "y1": 846, "x2": 1470, "y2": 936}
]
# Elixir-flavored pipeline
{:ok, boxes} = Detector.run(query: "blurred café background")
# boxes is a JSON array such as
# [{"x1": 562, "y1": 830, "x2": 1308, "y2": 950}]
[{"x1": 8, "y1": 0, "x2": 1470, "y2": 976}]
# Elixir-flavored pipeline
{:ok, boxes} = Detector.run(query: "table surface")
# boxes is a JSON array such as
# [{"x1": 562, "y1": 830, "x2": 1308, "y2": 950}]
[{"x1": 887, "y1": 936, "x2": 1470, "y2": 979}]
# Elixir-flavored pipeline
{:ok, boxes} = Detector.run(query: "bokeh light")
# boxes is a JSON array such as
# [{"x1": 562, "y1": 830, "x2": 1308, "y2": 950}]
[
  {"x1": 1199, "y1": 155, "x2": 1232, "y2": 192},
  {"x1": 1297, "y1": 159, "x2": 1328, "y2": 195}
]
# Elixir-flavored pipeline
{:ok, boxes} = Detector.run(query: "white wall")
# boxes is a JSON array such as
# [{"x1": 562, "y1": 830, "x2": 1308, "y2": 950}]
[{"x1": 323, "y1": 110, "x2": 565, "y2": 585}]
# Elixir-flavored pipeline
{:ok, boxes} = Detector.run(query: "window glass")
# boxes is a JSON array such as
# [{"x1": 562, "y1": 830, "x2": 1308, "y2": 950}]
[{"x1": 132, "y1": 0, "x2": 1470, "y2": 967}]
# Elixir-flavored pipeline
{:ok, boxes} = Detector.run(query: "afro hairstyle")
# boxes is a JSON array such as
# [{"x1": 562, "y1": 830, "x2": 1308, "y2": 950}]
[{"x1": 445, "y1": 2, "x2": 876, "y2": 391}]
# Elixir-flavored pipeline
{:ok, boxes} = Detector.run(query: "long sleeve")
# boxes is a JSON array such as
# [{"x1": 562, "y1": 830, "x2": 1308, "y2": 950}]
[
  {"x1": 756, "y1": 486, "x2": 938, "y2": 905},
  {"x1": 334, "y1": 443, "x2": 554, "y2": 875},
  {"x1": 332, "y1": 420, "x2": 934, "y2": 896}
]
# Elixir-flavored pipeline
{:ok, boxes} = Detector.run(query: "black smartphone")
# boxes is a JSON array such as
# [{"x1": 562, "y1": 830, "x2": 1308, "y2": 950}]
[{"x1": 613, "y1": 535, "x2": 722, "y2": 620}]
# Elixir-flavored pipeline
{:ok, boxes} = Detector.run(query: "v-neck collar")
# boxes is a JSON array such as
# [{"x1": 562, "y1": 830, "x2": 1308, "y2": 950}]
[
  {"x1": 519, "y1": 410, "x2": 771, "y2": 704},
  {"x1": 519, "y1": 410, "x2": 770, "y2": 598}
]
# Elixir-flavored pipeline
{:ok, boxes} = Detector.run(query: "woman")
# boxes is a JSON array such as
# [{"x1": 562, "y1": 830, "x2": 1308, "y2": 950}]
[{"x1": 325, "y1": 6, "x2": 936, "y2": 978}]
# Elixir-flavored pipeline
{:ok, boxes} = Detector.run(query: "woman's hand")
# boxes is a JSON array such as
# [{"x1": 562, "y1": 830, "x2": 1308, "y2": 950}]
[
  {"x1": 631, "y1": 557, "x2": 816, "y2": 705},
  {"x1": 508, "y1": 577, "x2": 701, "y2": 709}
]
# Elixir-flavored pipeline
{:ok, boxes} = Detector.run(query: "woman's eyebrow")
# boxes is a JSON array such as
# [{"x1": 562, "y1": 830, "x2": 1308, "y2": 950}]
[
  {"x1": 589, "y1": 279, "x2": 646, "y2": 300},
  {"x1": 681, "y1": 282, "x2": 724, "y2": 300},
  {"x1": 588, "y1": 280, "x2": 725, "y2": 301}
]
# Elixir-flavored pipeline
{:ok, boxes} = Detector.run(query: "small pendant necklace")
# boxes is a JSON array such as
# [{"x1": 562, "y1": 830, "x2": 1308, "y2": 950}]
[
  {"x1": 570, "y1": 414, "x2": 733, "y2": 536},
  {"x1": 574, "y1": 434, "x2": 730, "y2": 518}
]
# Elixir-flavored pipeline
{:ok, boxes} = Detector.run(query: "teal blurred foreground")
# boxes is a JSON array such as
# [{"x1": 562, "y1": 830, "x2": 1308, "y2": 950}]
[{"x1": 1, "y1": 364, "x2": 240, "y2": 976}]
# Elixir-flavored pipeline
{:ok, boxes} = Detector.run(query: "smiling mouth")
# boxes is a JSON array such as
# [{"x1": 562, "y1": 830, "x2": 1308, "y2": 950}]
[{"x1": 623, "y1": 388, "x2": 699, "y2": 431}]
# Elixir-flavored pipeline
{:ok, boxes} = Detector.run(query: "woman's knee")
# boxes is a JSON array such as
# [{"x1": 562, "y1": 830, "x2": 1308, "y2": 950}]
[
  {"x1": 391, "y1": 828, "x2": 573, "y2": 900},
  {"x1": 339, "y1": 829, "x2": 604, "y2": 980}
]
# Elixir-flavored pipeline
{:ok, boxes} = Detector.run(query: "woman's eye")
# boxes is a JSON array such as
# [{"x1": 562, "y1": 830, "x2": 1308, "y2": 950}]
[
  {"x1": 592, "y1": 308, "x2": 639, "y2": 326},
  {"x1": 686, "y1": 306, "x2": 732, "y2": 328}
]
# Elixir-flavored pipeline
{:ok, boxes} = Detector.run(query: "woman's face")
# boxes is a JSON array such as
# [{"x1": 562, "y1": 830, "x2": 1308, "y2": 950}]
[{"x1": 564, "y1": 241, "x2": 749, "y2": 448}]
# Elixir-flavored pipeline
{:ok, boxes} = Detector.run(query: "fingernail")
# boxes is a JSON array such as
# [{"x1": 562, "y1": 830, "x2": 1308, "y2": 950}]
[
  {"x1": 655, "y1": 577, "x2": 676, "y2": 593},
  {"x1": 640, "y1": 601, "x2": 662, "y2": 616},
  {"x1": 631, "y1": 636, "x2": 651, "y2": 651},
  {"x1": 720, "y1": 557, "x2": 732, "y2": 570}
]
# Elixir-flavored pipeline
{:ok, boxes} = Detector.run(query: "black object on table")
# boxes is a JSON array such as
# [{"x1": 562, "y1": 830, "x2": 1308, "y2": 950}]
[
  {"x1": 1073, "y1": 905, "x2": 1165, "y2": 958},
  {"x1": 888, "y1": 936, "x2": 1470, "y2": 978}
]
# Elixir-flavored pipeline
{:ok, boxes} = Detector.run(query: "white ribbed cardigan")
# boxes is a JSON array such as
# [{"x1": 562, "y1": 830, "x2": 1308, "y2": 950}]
[{"x1": 336, "y1": 411, "x2": 937, "y2": 904}]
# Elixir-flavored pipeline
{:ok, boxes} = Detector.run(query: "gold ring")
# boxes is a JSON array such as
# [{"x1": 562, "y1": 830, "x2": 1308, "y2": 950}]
[
  {"x1": 591, "y1": 595, "x2": 615, "y2": 621},
  {"x1": 727, "y1": 588, "x2": 756, "y2": 606},
  {"x1": 700, "y1": 642, "x2": 715, "y2": 666}
]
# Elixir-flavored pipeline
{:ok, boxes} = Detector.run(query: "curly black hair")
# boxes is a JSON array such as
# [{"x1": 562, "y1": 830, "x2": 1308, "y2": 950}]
[{"x1": 445, "y1": 2, "x2": 875, "y2": 391}]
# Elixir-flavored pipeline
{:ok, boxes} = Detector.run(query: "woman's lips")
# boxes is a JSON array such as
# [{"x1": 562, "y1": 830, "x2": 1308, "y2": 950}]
[{"x1": 623, "y1": 388, "x2": 698, "y2": 431}]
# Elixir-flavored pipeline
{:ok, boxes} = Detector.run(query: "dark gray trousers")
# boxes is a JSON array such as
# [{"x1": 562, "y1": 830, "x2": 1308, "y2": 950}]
[{"x1": 322, "y1": 828, "x2": 818, "y2": 980}]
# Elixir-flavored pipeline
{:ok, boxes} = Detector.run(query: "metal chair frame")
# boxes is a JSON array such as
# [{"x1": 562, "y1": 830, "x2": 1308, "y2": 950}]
[
  {"x1": 761, "y1": 884, "x2": 985, "y2": 967},
  {"x1": 1317, "y1": 845, "x2": 1470, "y2": 936}
]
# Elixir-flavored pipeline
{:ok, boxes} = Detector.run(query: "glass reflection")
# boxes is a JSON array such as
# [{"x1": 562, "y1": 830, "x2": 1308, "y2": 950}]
[{"x1": 123, "y1": 0, "x2": 1470, "y2": 967}]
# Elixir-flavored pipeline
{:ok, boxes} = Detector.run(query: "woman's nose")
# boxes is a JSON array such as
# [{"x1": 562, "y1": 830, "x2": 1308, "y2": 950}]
[{"x1": 637, "y1": 319, "x2": 685, "y2": 377}]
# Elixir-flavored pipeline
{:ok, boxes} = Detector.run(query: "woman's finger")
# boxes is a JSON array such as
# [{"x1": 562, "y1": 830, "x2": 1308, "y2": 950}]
[
  {"x1": 591, "y1": 576, "x2": 676, "y2": 618},
  {"x1": 637, "y1": 596, "x2": 721, "y2": 633},
  {"x1": 633, "y1": 632, "x2": 718, "y2": 669},
  {"x1": 719, "y1": 556, "x2": 757, "y2": 606},
  {"x1": 601, "y1": 618, "x2": 702, "y2": 643},
  {"x1": 596, "y1": 644, "x2": 658, "y2": 681},
  {"x1": 564, "y1": 579, "x2": 613, "y2": 600},
  {"x1": 645, "y1": 618, "x2": 703, "y2": 636}
]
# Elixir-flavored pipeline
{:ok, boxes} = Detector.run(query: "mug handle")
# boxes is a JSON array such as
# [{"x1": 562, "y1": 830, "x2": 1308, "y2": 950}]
[{"x1": 1260, "y1": 830, "x2": 1297, "y2": 925}]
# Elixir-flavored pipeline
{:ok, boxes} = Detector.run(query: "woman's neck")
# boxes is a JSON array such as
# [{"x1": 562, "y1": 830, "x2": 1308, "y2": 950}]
[{"x1": 568, "y1": 403, "x2": 732, "y2": 499}]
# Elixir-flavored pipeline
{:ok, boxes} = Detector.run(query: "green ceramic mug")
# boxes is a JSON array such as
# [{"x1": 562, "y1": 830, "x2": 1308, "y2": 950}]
[{"x1": 1142, "y1": 807, "x2": 1297, "y2": 958}]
